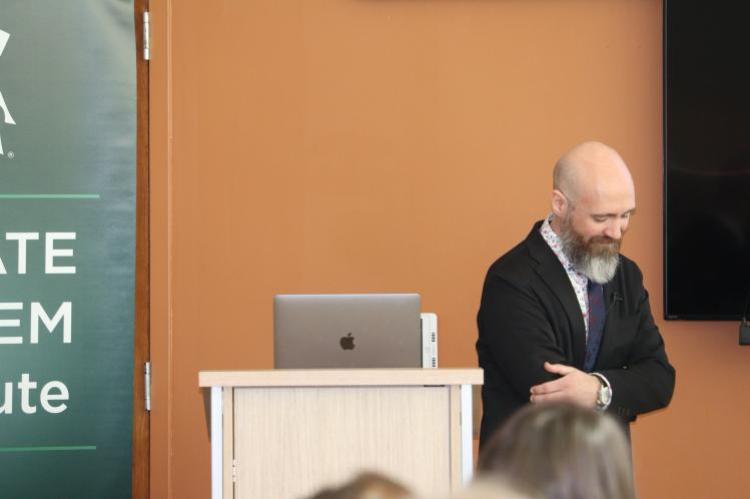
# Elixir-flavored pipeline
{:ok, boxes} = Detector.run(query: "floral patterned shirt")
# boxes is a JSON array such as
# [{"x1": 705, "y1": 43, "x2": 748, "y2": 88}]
[{"x1": 539, "y1": 214, "x2": 590, "y2": 336}]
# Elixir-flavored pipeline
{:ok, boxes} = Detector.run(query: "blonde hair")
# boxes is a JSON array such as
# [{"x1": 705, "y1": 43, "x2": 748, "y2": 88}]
[
  {"x1": 452, "y1": 479, "x2": 533, "y2": 499},
  {"x1": 307, "y1": 472, "x2": 411, "y2": 499},
  {"x1": 478, "y1": 403, "x2": 634, "y2": 499}
]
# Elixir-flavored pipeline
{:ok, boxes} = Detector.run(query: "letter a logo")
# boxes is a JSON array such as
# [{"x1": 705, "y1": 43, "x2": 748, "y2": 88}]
[{"x1": 0, "y1": 29, "x2": 16, "y2": 156}]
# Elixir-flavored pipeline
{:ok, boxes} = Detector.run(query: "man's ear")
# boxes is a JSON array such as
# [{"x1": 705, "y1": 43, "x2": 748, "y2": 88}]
[{"x1": 551, "y1": 189, "x2": 568, "y2": 217}]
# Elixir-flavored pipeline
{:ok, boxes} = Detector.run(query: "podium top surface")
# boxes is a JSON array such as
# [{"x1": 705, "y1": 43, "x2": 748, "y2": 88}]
[{"x1": 199, "y1": 368, "x2": 483, "y2": 387}]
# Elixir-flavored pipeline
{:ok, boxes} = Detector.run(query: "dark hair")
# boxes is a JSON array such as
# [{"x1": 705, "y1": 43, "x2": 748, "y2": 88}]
[
  {"x1": 477, "y1": 403, "x2": 634, "y2": 499},
  {"x1": 307, "y1": 471, "x2": 411, "y2": 499}
]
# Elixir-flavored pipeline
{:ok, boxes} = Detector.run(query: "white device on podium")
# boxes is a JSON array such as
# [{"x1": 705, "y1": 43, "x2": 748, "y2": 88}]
[{"x1": 421, "y1": 312, "x2": 438, "y2": 368}]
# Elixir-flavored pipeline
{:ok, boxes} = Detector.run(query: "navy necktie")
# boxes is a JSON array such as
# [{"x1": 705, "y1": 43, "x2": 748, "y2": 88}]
[{"x1": 584, "y1": 281, "x2": 605, "y2": 372}]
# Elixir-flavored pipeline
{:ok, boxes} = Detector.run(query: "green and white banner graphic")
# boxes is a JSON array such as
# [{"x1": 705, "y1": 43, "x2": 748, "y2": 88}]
[{"x1": 0, "y1": 1, "x2": 136, "y2": 497}]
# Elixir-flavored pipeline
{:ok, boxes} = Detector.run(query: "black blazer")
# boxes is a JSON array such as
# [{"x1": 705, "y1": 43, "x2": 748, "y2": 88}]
[{"x1": 476, "y1": 221, "x2": 675, "y2": 447}]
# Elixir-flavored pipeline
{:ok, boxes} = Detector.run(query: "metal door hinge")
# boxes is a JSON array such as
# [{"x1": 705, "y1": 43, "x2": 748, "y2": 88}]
[
  {"x1": 232, "y1": 459, "x2": 238, "y2": 483},
  {"x1": 144, "y1": 361, "x2": 151, "y2": 411},
  {"x1": 143, "y1": 12, "x2": 150, "y2": 61}
]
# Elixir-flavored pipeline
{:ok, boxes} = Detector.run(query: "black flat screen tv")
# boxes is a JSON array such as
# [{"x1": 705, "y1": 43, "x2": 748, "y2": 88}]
[{"x1": 664, "y1": 0, "x2": 750, "y2": 320}]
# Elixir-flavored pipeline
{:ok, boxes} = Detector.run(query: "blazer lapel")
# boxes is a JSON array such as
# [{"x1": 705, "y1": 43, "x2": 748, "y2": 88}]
[
  {"x1": 598, "y1": 265, "x2": 622, "y2": 367},
  {"x1": 525, "y1": 223, "x2": 587, "y2": 368}
]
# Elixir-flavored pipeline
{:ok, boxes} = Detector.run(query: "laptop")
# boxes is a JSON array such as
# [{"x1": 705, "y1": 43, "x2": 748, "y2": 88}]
[{"x1": 274, "y1": 293, "x2": 422, "y2": 369}]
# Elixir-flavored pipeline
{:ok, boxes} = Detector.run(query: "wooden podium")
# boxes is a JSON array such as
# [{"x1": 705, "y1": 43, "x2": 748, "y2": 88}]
[{"x1": 199, "y1": 368, "x2": 483, "y2": 499}]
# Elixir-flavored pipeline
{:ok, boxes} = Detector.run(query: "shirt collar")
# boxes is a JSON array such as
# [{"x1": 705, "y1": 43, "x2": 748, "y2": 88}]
[{"x1": 539, "y1": 214, "x2": 578, "y2": 273}]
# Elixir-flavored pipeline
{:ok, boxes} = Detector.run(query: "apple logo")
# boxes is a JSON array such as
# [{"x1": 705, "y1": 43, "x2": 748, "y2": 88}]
[{"x1": 340, "y1": 332, "x2": 355, "y2": 350}]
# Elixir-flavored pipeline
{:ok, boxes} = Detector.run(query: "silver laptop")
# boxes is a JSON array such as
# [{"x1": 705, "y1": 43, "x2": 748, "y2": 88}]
[{"x1": 274, "y1": 293, "x2": 422, "y2": 369}]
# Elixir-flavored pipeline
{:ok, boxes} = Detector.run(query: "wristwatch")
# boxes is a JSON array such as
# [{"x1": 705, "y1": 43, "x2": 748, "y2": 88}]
[{"x1": 592, "y1": 373, "x2": 612, "y2": 411}]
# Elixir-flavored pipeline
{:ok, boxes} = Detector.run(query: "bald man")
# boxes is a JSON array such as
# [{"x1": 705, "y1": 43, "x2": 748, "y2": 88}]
[{"x1": 476, "y1": 142, "x2": 675, "y2": 447}]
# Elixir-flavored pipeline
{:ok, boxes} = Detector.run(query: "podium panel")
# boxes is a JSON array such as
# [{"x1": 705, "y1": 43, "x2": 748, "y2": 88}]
[{"x1": 200, "y1": 369, "x2": 483, "y2": 499}]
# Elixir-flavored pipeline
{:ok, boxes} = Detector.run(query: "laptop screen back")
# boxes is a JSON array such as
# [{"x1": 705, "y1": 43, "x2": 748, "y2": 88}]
[{"x1": 274, "y1": 294, "x2": 422, "y2": 369}]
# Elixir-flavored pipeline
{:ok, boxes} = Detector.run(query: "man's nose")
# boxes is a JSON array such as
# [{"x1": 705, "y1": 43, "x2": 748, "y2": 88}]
[{"x1": 604, "y1": 220, "x2": 624, "y2": 240}]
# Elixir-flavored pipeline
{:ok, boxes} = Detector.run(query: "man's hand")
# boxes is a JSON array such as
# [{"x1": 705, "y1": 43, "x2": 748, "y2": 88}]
[{"x1": 529, "y1": 362, "x2": 600, "y2": 408}]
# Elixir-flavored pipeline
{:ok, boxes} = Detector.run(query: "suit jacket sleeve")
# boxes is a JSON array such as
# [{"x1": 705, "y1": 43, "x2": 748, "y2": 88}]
[
  {"x1": 599, "y1": 265, "x2": 676, "y2": 421},
  {"x1": 478, "y1": 271, "x2": 569, "y2": 400}
]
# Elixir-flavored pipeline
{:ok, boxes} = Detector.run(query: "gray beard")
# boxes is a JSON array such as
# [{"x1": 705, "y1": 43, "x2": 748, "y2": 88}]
[
  {"x1": 572, "y1": 252, "x2": 620, "y2": 284},
  {"x1": 559, "y1": 224, "x2": 620, "y2": 284}
]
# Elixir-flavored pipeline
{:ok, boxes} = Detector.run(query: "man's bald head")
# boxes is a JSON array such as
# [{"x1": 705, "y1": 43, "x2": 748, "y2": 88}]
[
  {"x1": 552, "y1": 141, "x2": 634, "y2": 205},
  {"x1": 549, "y1": 141, "x2": 637, "y2": 282}
]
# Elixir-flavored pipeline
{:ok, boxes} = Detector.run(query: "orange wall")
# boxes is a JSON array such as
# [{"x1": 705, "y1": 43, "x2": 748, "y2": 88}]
[{"x1": 149, "y1": 1, "x2": 750, "y2": 498}]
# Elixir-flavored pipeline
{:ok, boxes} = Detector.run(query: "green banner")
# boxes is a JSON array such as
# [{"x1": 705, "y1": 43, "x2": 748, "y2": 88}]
[{"x1": 0, "y1": 1, "x2": 136, "y2": 497}]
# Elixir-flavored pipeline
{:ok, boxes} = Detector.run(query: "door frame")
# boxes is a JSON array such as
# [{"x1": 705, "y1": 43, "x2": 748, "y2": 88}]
[{"x1": 132, "y1": 0, "x2": 150, "y2": 497}]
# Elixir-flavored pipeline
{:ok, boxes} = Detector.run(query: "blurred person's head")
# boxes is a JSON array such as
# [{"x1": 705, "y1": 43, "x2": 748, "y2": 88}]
[
  {"x1": 307, "y1": 471, "x2": 411, "y2": 499},
  {"x1": 477, "y1": 403, "x2": 634, "y2": 499},
  {"x1": 448, "y1": 478, "x2": 533, "y2": 499}
]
